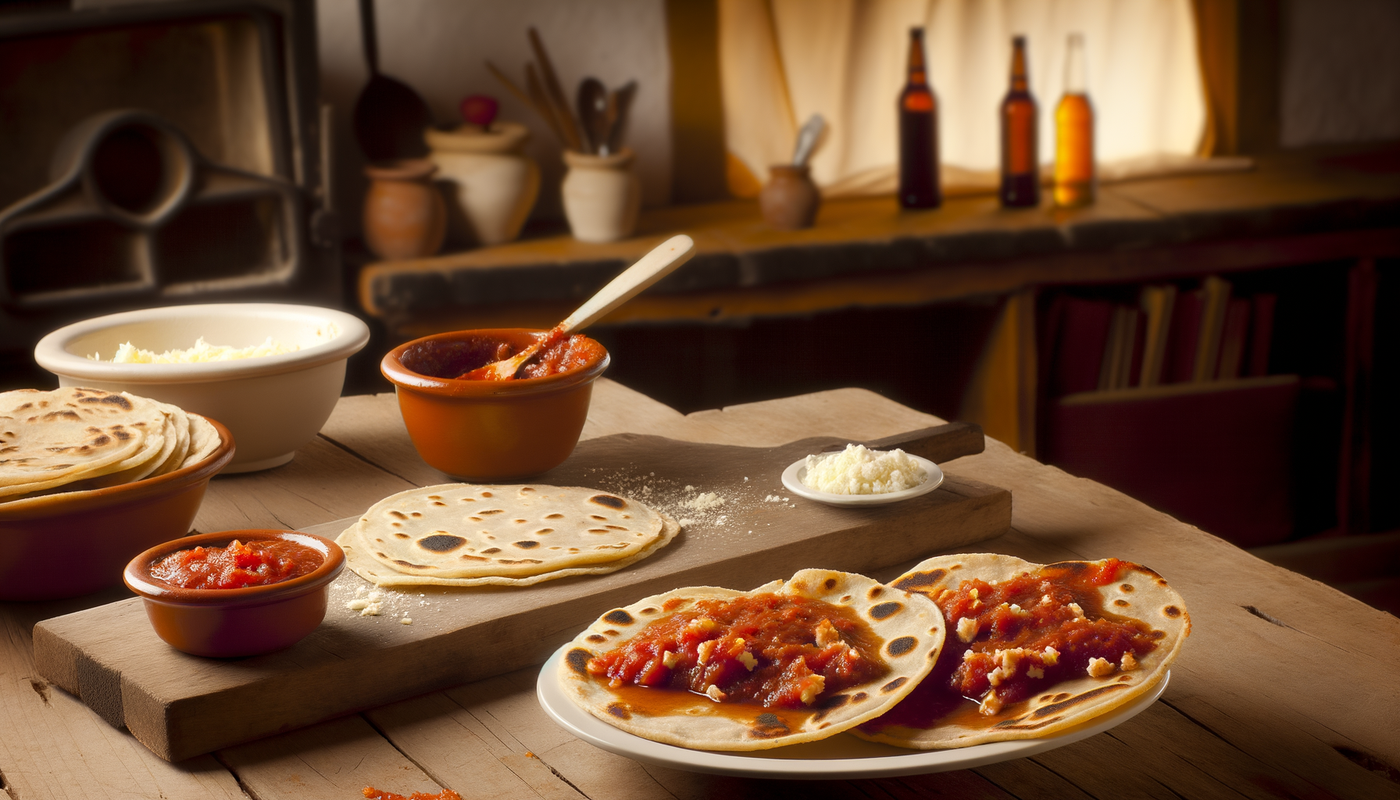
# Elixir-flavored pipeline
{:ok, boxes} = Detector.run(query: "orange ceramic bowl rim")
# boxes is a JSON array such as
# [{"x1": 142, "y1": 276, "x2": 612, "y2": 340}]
[
  {"x1": 380, "y1": 328, "x2": 610, "y2": 398},
  {"x1": 0, "y1": 417, "x2": 236, "y2": 523},
  {"x1": 123, "y1": 529, "x2": 345, "y2": 608}
]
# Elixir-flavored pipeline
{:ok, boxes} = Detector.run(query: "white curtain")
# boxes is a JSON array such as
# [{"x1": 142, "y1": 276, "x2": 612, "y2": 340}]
[{"x1": 719, "y1": 0, "x2": 1213, "y2": 198}]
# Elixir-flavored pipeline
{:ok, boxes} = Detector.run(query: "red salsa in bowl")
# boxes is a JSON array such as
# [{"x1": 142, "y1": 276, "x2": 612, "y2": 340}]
[
  {"x1": 149, "y1": 537, "x2": 324, "y2": 590},
  {"x1": 124, "y1": 529, "x2": 345, "y2": 658}
]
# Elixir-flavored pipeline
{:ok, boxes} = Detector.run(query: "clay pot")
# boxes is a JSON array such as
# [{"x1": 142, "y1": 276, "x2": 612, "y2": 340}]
[
  {"x1": 362, "y1": 158, "x2": 447, "y2": 260},
  {"x1": 424, "y1": 122, "x2": 540, "y2": 247},
  {"x1": 760, "y1": 164, "x2": 820, "y2": 230},
  {"x1": 561, "y1": 148, "x2": 641, "y2": 243}
]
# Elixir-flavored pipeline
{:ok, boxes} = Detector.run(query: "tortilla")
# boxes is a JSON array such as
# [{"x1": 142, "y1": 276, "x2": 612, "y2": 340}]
[
  {"x1": 0, "y1": 387, "x2": 168, "y2": 498},
  {"x1": 337, "y1": 511, "x2": 680, "y2": 587},
  {"x1": 557, "y1": 568, "x2": 946, "y2": 751},
  {"x1": 346, "y1": 483, "x2": 671, "y2": 580},
  {"x1": 854, "y1": 553, "x2": 1190, "y2": 750}
]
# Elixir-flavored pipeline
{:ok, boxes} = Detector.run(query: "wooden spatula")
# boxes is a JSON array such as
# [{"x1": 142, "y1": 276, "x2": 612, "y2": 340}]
[{"x1": 459, "y1": 234, "x2": 697, "y2": 380}]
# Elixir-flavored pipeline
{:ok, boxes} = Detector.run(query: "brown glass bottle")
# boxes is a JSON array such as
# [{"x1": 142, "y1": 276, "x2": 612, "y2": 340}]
[
  {"x1": 1000, "y1": 36, "x2": 1039, "y2": 207},
  {"x1": 1054, "y1": 33, "x2": 1095, "y2": 208},
  {"x1": 898, "y1": 27, "x2": 940, "y2": 209}
]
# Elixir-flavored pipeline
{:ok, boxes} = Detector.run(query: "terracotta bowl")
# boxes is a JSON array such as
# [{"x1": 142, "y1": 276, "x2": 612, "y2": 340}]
[
  {"x1": 381, "y1": 328, "x2": 609, "y2": 481},
  {"x1": 0, "y1": 418, "x2": 235, "y2": 602},
  {"x1": 124, "y1": 529, "x2": 345, "y2": 658}
]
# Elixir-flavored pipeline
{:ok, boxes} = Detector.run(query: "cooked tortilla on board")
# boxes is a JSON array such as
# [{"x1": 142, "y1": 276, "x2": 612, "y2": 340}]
[
  {"x1": 855, "y1": 553, "x2": 1190, "y2": 750},
  {"x1": 557, "y1": 568, "x2": 947, "y2": 751},
  {"x1": 337, "y1": 483, "x2": 679, "y2": 587}
]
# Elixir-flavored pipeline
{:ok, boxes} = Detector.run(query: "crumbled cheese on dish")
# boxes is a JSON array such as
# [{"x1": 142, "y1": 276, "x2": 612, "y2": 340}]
[
  {"x1": 1027, "y1": 665, "x2": 1045, "y2": 679},
  {"x1": 687, "y1": 617, "x2": 717, "y2": 635},
  {"x1": 400, "y1": 617, "x2": 413, "y2": 625},
  {"x1": 1006, "y1": 603, "x2": 1029, "y2": 618},
  {"x1": 1121, "y1": 652, "x2": 1139, "y2": 671},
  {"x1": 1041, "y1": 646, "x2": 1060, "y2": 666},
  {"x1": 737, "y1": 650, "x2": 758, "y2": 671},
  {"x1": 814, "y1": 618, "x2": 841, "y2": 647},
  {"x1": 957, "y1": 616, "x2": 979, "y2": 643},
  {"x1": 697, "y1": 639, "x2": 717, "y2": 665},
  {"x1": 97, "y1": 335, "x2": 319, "y2": 364},
  {"x1": 1087, "y1": 656, "x2": 1116, "y2": 677},
  {"x1": 798, "y1": 674, "x2": 826, "y2": 706},
  {"x1": 800, "y1": 444, "x2": 927, "y2": 495},
  {"x1": 662, "y1": 650, "x2": 684, "y2": 668},
  {"x1": 705, "y1": 684, "x2": 726, "y2": 702},
  {"x1": 1068, "y1": 602, "x2": 1085, "y2": 618},
  {"x1": 979, "y1": 692, "x2": 1003, "y2": 715}
]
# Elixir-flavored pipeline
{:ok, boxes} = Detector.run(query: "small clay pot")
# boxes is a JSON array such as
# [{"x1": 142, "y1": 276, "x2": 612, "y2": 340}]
[
  {"x1": 424, "y1": 121, "x2": 540, "y2": 247},
  {"x1": 759, "y1": 164, "x2": 820, "y2": 230},
  {"x1": 362, "y1": 158, "x2": 447, "y2": 260},
  {"x1": 561, "y1": 148, "x2": 641, "y2": 243},
  {"x1": 381, "y1": 328, "x2": 610, "y2": 480},
  {"x1": 124, "y1": 529, "x2": 344, "y2": 658}
]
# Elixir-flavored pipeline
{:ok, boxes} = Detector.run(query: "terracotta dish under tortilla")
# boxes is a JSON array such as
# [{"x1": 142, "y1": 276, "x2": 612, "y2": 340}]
[{"x1": 0, "y1": 418, "x2": 235, "y2": 601}]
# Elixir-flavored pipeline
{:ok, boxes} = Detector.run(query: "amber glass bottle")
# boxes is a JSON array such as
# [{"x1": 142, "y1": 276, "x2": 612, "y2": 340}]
[
  {"x1": 1000, "y1": 36, "x2": 1039, "y2": 207},
  {"x1": 898, "y1": 27, "x2": 940, "y2": 209},
  {"x1": 1054, "y1": 33, "x2": 1094, "y2": 207}
]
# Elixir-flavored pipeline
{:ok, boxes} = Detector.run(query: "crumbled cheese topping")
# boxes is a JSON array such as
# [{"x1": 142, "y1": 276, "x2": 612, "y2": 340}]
[
  {"x1": 96, "y1": 335, "x2": 320, "y2": 364},
  {"x1": 682, "y1": 491, "x2": 726, "y2": 511},
  {"x1": 1121, "y1": 652, "x2": 1139, "y2": 671},
  {"x1": 737, "y1": 650, "x2": 758, "y2": 671},
  {"x1": 814, "y1": 618, "x2": 841, "y2": 647},
  {"x1": 801, "y1": 444, "x2": 927, "y2": 495},
  {"x1": 704, "y1": 684, "x2": 726, "y2": 702},
  {"x1": 798, "y1": 674, "x2": 826, "y2": 706},
  {"x1": 697, "y1": 639, "x2": 717, "y2": 665},
  {"x1": 1087, "y1": 656, "x2": 1116, "y2": 677},
  {"x1": 662, "y1": 650, "x2": 683, "y2": 668},
  {"x1": 346, "y1": 589, "x2": 383, "y2": 616},
  {"x1": 956, "y1": 616, "x2": 979, "y2": 643}
]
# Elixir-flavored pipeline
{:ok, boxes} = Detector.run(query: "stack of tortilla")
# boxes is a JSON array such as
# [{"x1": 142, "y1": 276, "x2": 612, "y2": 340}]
[
  {"x1": 337, "y1": 483, "x2": 680, "y2": 588},
  {"x1": 0, "y1": 387, "x2": 222, "y2": 506}
]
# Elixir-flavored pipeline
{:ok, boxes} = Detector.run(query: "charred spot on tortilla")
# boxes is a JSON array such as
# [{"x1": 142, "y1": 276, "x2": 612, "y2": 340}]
[
  {"x1": 513, "y1": 540, "x2": 541, "y2": 549},
  {"x1": 606, "y1": 703, "x2": 631, "y2": 720},
  {"x1": 1164, "y1": 605, "x2": 1182, "y2": 618},
  {"x1": 417, "y1": 534, "x2": 466, "y2": 553},
  {"x1": 590, "y1": 494, "x2": 626, "y2": 510},
  {"x1": 565, "y1": 648, "x2": 593, "y2": 675},
  {"x1": 604, "y1": 609, "x2": 634, "y2": 626},
  {"x1": 868, "y1": 586, "x2": 885, "y2": 599},
  {"x1": 885, "y1": 636, "x2": 917, "y2": 657},
  {"x1": 586, "y1": 634, "x2": 607, "y2": 643},
  {"x1": 881, "y1": 677, "x2": 908, "y2": 694},
  {"x1": 1029, "y1": 683, "x2": 1127, "y2": 719},
  {"x1": 1119, "y1": 583, "x2": 1135, "y2": 593},
  {"x1": 893, "y1": 568, "x2": 948, "y2": 591},
  {"x1": 869, "y1": 602, "x2": 902, "y2": 620},
  {"x1": 481, "y1": 547, "x2": 501, "y2": 554},
  {"x1": 1114, "y1": 599, "x2": 1130, "y2": 607},
  {"x1": 750, "y1": 713, "x2": 791, "y2": 738}
]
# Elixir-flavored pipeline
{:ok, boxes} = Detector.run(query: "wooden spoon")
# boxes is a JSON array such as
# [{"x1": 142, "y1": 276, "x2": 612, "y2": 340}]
[
  {"x1": 577, "y1": 77, "x2": 608, "y2": 155},
  {"x1": 459, "y1": 234, "x2": 697, "y2": 380}
]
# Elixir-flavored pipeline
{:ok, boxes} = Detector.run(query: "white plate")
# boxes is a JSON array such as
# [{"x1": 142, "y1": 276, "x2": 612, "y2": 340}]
[
  {"x1": 780, "y1": 454, "x2": 944, "y2": 507},
  {"x1": 536, "y1": 645, "x2": 1169, "y2": 779}
]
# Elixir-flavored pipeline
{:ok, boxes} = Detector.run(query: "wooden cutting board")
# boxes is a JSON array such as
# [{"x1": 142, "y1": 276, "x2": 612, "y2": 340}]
[{"x1": 33, "y1": 423, "x2": 1010, "y2": 762}]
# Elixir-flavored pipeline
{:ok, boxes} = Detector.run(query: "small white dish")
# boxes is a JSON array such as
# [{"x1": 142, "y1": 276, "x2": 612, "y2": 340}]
[
  {"x1": 536, "y1": 644, "x2": 1169, "y2": 779},
  {"x1": 781, "y1": 454, "x2": 944, "y2": 507}
]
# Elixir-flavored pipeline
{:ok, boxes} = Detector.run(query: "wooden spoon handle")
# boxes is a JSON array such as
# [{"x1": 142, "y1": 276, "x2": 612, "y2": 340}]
[{"x1": 559, "y1": 234, "x2": 695, "y2": 333}]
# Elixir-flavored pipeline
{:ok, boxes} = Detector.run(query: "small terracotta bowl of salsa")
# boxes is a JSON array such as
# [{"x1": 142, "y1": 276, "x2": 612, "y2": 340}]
[
  {"x1": 124, "y1": 529, "x2": 345, "y2": 658},
  {"x1": 381, "y1": 328, "x2": 609, "y2": 480}
]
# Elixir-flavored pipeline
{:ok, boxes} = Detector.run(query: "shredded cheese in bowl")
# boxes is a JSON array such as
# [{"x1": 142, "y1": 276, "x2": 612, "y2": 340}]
[
  {"x1": 92, "y1": 336, "x2": 307, "y2": 364},
  {"x1": 801, "y1": 444, "x2": 927, "y2": 495}
]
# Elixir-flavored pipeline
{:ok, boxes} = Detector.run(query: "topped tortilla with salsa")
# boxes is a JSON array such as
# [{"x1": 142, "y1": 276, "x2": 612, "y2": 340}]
[
  {"x1": 855, "y1": 553, "x2": 1190, "y2": 749},
  {"x1": 558, "y1": 568, "x2": 945, "y2": 751}
]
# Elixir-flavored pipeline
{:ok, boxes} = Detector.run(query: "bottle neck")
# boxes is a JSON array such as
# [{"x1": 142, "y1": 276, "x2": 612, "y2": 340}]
[
  {"x1": 1009, "y1": 36, "x2": 1029, "y2": 93},
  {"x1": 907, "y1": 27, "x2": 929, "y2": 85},
  {"x1": 1063, "y1": 33, "x2": 1087, "y2": 94}
]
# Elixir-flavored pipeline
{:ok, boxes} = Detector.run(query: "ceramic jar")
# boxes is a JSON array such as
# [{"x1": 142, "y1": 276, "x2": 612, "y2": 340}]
[
  {"x1": 362, "y1": 159, "x2": 447, "y2": 260},
  {"x1": 424, "y1": 121, "x2": 539, "y2": 247},
  {"x1": 760, "y1": 164, "x2": 820, "y2": 230},
  {"x1": 561, "y1": 148, "x2": 641, "y2": 243}
]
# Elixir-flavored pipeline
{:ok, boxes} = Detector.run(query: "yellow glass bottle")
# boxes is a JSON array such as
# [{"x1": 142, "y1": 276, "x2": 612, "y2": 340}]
[{"x1": 1054, "y1": 33, "x2": 1094, "y2": 208}]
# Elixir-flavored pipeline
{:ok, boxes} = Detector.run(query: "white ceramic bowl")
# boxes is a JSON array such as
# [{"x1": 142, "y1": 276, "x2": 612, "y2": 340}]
[{"x1": 33, "y1": 303, "x2": 370, "y2": 473}]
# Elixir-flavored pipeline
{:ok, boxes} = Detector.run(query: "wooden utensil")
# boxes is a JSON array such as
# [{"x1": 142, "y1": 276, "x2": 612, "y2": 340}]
[
  {"x1": 460, "y1": 234, "x2": 697, "y2": 380},
  {"x1": 351, "y1": 0, "x2": 432, "y2": 161},
  {"x1": 527, "y1": 27, "x2": 583, "y2": 152},
  {"x1": 605, "y1": 80, "x2": 638, "y2": 156},
  {"x1": 577, "y1": 77, "x2": 609, "y2": 155},
  {"x1": 792, "y1": 113, "x2": 826, "y2": 167}
]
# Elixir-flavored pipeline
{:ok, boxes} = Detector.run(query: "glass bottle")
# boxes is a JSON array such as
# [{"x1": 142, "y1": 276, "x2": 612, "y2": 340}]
[
  {"x1": 1054, "y1": 33, "x2": 1095, "y2": 208},
  {"x1": 1000, "y1": 36, "x2": 1039, "y2": 207},
  {"x1": 898, "y1": 27, "x2": 941, "y2": 209}
]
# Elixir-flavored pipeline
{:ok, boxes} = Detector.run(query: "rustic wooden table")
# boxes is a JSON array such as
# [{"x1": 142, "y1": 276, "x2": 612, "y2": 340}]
[{"x1": 3, "y1": 381, "x2": 1397, "y2": 799}]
